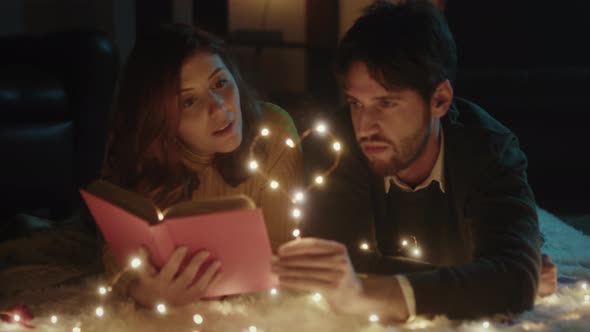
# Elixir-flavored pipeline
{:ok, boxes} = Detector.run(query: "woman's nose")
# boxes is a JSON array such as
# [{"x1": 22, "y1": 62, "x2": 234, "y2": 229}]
[{"x1": 208, "y1": 90, "x2": 227, "y2": 116}]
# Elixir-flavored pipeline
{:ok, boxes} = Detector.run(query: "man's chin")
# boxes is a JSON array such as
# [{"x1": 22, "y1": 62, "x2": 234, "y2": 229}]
[{"x1": 367, "y1": 159, "x2": 399, "y2": 177}]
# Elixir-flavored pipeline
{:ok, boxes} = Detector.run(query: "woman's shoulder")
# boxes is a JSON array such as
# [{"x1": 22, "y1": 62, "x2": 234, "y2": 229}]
[{"x1": 258, "y1": 102, "x2": 298, "y2": 138}]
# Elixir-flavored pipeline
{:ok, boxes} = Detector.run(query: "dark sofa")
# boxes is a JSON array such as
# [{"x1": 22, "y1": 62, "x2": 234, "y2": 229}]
[{"x1": 0, "y1": 30, "x2": 118, "y2": 236}]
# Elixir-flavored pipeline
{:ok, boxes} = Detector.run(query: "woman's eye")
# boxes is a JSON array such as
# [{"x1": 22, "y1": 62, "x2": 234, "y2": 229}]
[
  {"x1": 182, "y1": 97, "x2": 197, "y2": 109},
  {"x1": 214, "y1": 78, "x2": 229, "y2": 89}
]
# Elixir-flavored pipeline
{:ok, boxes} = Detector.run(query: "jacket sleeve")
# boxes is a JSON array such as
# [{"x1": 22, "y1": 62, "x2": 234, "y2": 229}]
[{"x1": 405, "y1": 132, "x2": 541, "y2": 318}]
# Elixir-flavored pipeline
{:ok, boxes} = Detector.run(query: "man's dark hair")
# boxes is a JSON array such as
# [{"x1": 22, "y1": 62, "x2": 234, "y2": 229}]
[{"x1": 335, "y1": 0, "x2": 457, "y2": 101}]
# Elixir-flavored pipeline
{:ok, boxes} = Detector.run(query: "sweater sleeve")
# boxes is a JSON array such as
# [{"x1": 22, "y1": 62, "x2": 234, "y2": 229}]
[{"x1": 405, "y1": 133, "x2": 541, "y2": 318}]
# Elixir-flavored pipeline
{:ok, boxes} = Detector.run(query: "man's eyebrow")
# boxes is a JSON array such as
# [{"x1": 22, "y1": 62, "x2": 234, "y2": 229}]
[
  {"x1": 180, "y1": 67, "x2": 225, "y2": 92},
  {"x1": 374, "y1": 95, "x2": 401, "y2": 101}
]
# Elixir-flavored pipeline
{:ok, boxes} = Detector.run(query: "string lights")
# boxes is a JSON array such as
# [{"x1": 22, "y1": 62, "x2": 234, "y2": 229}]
[
  {"x1": 3, "y1": 121, "x2": 586, "y2": 331},
  {"x1": 247, "y1": 122, "x2": 342, "y2": 241}
]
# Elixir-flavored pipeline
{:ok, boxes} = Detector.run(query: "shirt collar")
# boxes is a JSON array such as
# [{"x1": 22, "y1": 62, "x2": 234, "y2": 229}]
[{"x1": 384, "y1": 127, "x2": 445, "y2": 194}]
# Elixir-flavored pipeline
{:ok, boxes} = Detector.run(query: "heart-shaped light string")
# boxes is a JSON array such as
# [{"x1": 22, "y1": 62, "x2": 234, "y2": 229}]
[{"x1": 247, "y1": 122, "x2": 342, "y2": 239}]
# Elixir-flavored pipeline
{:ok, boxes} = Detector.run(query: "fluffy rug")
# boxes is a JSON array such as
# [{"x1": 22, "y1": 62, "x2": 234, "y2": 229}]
[{"x1": 1, "y1": 207, "x2": 589, "y2": 332}]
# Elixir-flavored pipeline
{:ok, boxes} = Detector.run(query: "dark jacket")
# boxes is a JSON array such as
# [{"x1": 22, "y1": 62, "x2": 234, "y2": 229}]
[{"x1": 302, "y1": 98, "x2": 541, "y2": 319}]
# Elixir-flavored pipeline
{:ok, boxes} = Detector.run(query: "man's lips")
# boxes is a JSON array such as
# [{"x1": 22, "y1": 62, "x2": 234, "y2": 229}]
[
  {"x1": 213, "y1": 121, "x2": 234, "y2": 136},
  {"x1": 361, "y1": 144, "x2": 389, "y2": 154}
]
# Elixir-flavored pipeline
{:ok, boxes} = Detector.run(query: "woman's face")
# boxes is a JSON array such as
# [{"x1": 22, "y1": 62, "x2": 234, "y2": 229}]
[{"x1": 177, "y1": 51, "x2": 242, "y2": 156}]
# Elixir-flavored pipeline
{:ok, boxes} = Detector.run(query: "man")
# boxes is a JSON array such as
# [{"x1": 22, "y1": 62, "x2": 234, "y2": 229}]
[{"x1": 272, "y1": 0, "x2": 555, "y2": 321}]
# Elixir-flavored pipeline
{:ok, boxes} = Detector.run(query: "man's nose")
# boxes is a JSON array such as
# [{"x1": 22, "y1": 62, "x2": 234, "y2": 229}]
[{"x1": 357, "y1": 107, "x2": 380, "y2": 138}]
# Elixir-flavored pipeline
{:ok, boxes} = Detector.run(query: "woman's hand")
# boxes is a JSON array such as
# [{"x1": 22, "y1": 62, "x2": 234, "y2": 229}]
[{"x1": 129, "y1": 247, "x2": 222, "y2": 307}]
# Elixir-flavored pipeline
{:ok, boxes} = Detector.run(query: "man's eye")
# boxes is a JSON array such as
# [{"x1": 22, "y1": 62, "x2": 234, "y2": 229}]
[
  {"x1": 348, "y1": 101, "x2": 362, "y2": 109},
  {"x1": 380, "y1": 100, "x2": 397, "y2": 108},
  {"x1": 214, "y1": 78, "x2": 229, "y2": 89}
]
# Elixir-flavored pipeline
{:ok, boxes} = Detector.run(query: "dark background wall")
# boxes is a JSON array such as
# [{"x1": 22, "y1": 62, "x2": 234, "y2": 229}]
[{"x1": 1, "y1": 0, "x2": 589, "y2": 217}]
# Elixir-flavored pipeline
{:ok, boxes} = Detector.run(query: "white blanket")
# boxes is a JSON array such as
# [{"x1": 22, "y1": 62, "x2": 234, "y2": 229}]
[{"x1": 1, "y1": 207, "x2": 589, "y2": 332}]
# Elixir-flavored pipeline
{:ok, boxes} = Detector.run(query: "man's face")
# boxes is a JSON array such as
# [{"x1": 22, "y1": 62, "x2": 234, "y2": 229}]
[{"x1": 344, "y1": 61, "x2": 432, "y2": 176}]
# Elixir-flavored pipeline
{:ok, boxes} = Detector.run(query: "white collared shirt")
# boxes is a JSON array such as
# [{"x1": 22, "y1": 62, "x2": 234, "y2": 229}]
[{"x1": 385, "y1": 129, "x2": 445, "y2": 321}]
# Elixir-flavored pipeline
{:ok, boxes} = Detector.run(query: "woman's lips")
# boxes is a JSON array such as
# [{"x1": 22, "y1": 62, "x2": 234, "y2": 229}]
[{"x1": 213, "y1": 122, "x2": 234, "y2": 136}]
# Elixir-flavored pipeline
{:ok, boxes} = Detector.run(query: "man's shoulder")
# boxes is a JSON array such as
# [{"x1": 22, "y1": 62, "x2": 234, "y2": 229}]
[
  {"x1": 447, "y1": 98, "x2": 512, "y2": 137},
  {"x1": 444, "y1": 98, "x2": 526, "y2": 176}
]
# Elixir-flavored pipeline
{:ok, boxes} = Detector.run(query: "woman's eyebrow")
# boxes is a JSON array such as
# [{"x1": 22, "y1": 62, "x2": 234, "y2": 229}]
[
  {"x1": 208, "y1": 67, "x2": 224, "y2": 80},
  {"x1": 180, "y1": 67, "x2": 225, "y2": 92}
]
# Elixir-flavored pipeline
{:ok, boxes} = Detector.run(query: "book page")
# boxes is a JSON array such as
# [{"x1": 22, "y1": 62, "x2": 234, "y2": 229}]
[{"x1": 164, "y1": 194, "x2": 256, "y2": 219}]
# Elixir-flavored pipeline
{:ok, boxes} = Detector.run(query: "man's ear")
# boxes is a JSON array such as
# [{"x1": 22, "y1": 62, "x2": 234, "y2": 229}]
[{"x1": 430, "y1": 79, "x2": 454, "y2": 119}]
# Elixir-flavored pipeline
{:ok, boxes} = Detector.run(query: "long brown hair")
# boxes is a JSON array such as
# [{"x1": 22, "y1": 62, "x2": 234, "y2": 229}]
[{"x1": 102, "y1": 24, "x2": 262, "y2": 209}]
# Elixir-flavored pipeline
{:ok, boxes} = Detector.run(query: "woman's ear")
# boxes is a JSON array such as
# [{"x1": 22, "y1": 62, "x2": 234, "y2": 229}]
[{"x1": 430, "y1": 79, "x2": 454, "y2": 119}]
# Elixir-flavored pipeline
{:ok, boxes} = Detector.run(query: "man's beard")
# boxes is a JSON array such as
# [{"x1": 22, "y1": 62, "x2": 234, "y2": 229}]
[{"x1": 364, "y1": 114, "x2": 432, "y2": 177}]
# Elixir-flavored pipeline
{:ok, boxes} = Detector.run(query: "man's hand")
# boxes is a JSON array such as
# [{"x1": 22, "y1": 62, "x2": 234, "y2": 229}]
[
  {"x1": 273, "y1": 238, "x2": 409, "y2": 321},
  {"x1": 538, "y1": 254, "x2": 558, "y2": 297},
  {"x1": 129, "y1": 247, "x2": 222, "y2": 307}
]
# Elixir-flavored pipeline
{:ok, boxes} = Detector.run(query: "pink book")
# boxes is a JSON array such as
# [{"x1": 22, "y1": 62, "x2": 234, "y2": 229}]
[{"x1": 80, "y1": 180, "x2": 276, "y2": 298}]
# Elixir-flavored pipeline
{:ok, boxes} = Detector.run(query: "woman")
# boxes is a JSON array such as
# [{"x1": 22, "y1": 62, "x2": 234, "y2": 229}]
[{"x1": 101, "y1": 24, "x2": 303, "y2": 307}]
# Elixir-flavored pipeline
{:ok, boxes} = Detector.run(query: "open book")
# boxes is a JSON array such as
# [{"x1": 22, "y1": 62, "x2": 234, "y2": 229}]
[{"x1": 80, "y1": 180, "x2": 276, "y2": 297}]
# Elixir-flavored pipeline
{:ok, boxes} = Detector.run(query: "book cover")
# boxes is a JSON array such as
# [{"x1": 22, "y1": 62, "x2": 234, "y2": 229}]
[{"x1": 81, "y1": 180, "x2": 277, "y2": 298}]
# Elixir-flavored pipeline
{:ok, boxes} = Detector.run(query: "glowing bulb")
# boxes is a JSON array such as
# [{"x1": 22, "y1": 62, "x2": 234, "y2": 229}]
[
  {"x1": 292, "y1": 208, "x2": 302, "y2": 219},
  {"x1": 269, "y1": 180, "x2": 279, "y2": 189},
  {"x1": 13, "y1": 314, "x2": 21, "y2": 322},
  {"x1": 292, "y1": 229, "x2": 301, "y2": 238},
  {"x1": 270, "y1": 288, "x2": 278, "y2": 296},
  {"x1": 261, "y1": 128, "x2": 270, "y2": 136},
  {"x1": 248, "y1": 160, "x2": 259, "y2": 170},
  {"x1": 413, "y1": 248, "x2": 421, "y2": 257},
  {"x1": 95, "y1": 307, "x2": 104, "y2": 318},
  {"x1": 483, "y1": 321, "x2": 490, "y2": 329},
  {"x1": 316, "y1": 123, "x2": 327, "y2": 134},
  {"x1": 98, "y1": 286, "x2": 107, "y2": 295},
  {"x1": 156, "y1": 303, "x2": 167, "y2": 314},
  {"x1": 130, "y1": 257, "x2": 142, "y2": 269},
  {"x1": 73, "y1": 327, "x2": 81, "y2": 332},
  {"x1": 332, "y1": 141, "x2": 341, "y2": 151},
  {"x1": 157, "y1": 210, "x2": 164, "y2": 221},
  {"x1": 312, "y1": 293, "x2": 322, "y2": 302},
  {"x1": 294, "y1": 192, "x2": 305, "y2": 202},
  {"x1": 582, "y1": 282, "x2": 588, "y2": 290},
  {"x1": 369, "y1": 314, "x2": 379, "y2": 322},
  {"x1": 401, "y1": 239, "x2": 408, "y2": 247},
  {"x1": 285, "y1": 138, "x2": 295, "y2": 148},
  {"x1": 585, "y1": 294, "x2": 590, "y2": 302},
  {"x1": 314, "y1": 176, "x2": 324, "y2": 185},
  {"x1": 193, "y1": 314, "x2": 204, "y2": 325},
  {"x1": 248, "y1": 326, "x2": 258, "y2": 332},
  {"x1": 51, "y1": 315, "x2": 58, "y2": 324},
  {"x1": 360, "y1": 242, "x2": 370, "y2": 251}
]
